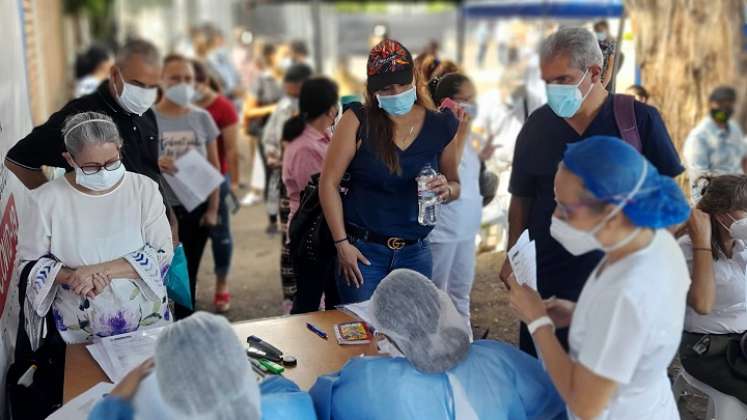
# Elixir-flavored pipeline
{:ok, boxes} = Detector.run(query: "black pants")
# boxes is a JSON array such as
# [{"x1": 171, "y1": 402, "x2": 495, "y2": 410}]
[
  {"x1": 173, "y1": 203, "x2": 210, "y2": 319},
  {"x1": 519, "y1": 323, "x2": 570, "y2": 357},
  {"x1": 291, "y1": 259, "x2": 340, "y2": 314}
]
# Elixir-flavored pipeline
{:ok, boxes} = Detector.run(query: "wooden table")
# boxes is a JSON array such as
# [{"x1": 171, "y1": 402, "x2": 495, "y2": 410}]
[{"x1": 63, "y1": 310, "x2": 378, "y2": 403}]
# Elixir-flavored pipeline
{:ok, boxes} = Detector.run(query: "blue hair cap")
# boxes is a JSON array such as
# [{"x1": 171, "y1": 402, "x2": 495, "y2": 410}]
[{"x1": 562, "y1": 136, "x2": 690, "y2": 229}]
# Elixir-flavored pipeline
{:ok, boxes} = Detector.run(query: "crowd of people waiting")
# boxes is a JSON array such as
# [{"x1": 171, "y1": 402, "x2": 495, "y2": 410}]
[{"x1": 6, "y1": 21, "x2": 747, "y2": 420}]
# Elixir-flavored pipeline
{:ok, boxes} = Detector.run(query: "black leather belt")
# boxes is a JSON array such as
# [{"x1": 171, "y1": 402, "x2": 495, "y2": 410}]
[{"x1": 346, "y1": 224, "x2": 419, "y2": 250}]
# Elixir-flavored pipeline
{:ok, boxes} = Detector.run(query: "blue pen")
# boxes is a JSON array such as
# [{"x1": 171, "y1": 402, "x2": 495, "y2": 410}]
[{"x1": 306, "y1": 322, "x2": 328, "y2": 340}]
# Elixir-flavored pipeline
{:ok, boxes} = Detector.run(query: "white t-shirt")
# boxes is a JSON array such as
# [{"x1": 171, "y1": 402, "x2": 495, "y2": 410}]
[
  {"x1": 568, "y1": 230, "x2": 690, "y2": 420},
  {"x1": 429, "y1": 135, "x2": 482, "y2": 243},
  {"x1": 680, "y1": 235, "x2": 747, "y2": 334}
]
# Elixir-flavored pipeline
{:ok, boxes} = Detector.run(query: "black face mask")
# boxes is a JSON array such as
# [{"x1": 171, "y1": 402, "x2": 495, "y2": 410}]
[{"x1": 711, "y1": 108, "x2": 734, "y2": 124}]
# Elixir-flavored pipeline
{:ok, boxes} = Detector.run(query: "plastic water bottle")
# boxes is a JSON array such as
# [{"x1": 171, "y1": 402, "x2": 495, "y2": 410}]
[{"x1": 417, "y1": 164, "x2": 439, "y2": 226}]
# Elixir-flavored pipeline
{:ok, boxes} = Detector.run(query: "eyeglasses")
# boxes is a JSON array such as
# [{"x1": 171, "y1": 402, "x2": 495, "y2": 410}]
[
  {"x1": 554, "y1": 200, "x2": 589, "y2": 220},
  {"x1": 76, "y1": 157, "x2": 122, "y2": 175}
]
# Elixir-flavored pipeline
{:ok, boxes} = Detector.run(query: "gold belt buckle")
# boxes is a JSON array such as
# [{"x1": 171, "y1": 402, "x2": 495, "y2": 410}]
[{"x1": 387, "y1": 237, "x2": 406, "y2": 250}]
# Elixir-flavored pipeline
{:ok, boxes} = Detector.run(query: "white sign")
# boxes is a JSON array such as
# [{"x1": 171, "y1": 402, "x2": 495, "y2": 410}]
[{"x1": 0, "y1": 1, "x2": 34, "y2": 417}]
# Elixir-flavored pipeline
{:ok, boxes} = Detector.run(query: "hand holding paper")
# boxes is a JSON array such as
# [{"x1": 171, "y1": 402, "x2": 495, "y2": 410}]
[{"x1": 507, "y1": 230, "x2": 537, "y2": 291}]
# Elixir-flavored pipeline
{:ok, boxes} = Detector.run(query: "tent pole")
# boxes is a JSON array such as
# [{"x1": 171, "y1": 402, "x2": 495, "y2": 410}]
[{"x1": 609, "y1": 9, "x2": 627, "y2": 94}]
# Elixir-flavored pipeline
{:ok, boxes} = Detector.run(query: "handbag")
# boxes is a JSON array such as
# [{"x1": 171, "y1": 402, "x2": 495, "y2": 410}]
[
  {"x1": 479, "y1": 161, "x2": 498, "y2": 207},
  {"x1": 165, "y1": 243, "x2": 192, "y2": 309},
  {"x1": 7, "y1": 262, "x2": 65, "y2": 420},
  {"x1": 288, "y1": 173, "x2": 350, "y2": 265}
]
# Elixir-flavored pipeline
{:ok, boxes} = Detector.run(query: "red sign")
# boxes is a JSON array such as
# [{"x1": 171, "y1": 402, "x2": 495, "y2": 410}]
[{"x1": 0, "y1": 195, "x2": 18, "y2": 316}]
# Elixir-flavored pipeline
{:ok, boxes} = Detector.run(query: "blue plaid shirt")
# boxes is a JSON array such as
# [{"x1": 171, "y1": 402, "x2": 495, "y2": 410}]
[{"x1": 684, "y1": 117, "x2": 746, "y2": 195}]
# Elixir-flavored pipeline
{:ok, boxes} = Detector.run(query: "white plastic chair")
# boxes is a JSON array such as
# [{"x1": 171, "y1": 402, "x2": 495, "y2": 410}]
[{"x1": 673, "y1": 369, "x2": 747, "y2": 420}]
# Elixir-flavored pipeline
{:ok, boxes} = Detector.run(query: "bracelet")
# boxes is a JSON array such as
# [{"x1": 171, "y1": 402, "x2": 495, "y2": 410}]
[
  {"x1": 333, "y1": 237, "x2": 349, "y2": 245},
  {"x1": 693, "y1": 247, "x2": 712, "y2": 253},
  {"x1": 528, "y1": 316, "x2": 555, "y2": 336}
]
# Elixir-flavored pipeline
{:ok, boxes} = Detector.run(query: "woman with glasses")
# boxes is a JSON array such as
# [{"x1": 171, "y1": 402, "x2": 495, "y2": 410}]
[
  {"x1": 20, "y1": 112, "x2": 173, "y2": 346},
  {"x1": 507, "y1": 136, "x2": 691, "y2": 419}
]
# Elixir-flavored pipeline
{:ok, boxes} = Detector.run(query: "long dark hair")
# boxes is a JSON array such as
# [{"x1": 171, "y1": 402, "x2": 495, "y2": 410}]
[
  {"x1": 696, "y1": 175, "x2": 747, "y2": 260},
  {"x1": 365, "y1": 70, "x2": 435, "y2": 175},
  {"x1": 428, "y1": 73, "x2": 470, "y2": 107},
  {"x1": 282, "y1": 77, "x2": 339, "y2": 142}
]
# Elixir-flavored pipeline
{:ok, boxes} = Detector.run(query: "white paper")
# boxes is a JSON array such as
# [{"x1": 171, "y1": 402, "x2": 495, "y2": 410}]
[
  {"x1": 163, "y1": 149, "x2": 224, "y2": 212},
  {"x1": 86, "y1": 343, "x2": 118, "y2": 383},
  {"x1": 98, "y1": 327, "x2": 164, "y2": 382},
  {"x1": 46, "y1": 382, "x2": 114, "y2": 420},
  {"x1": 508, "y1": 230, "x2": 537, "y2": 290},
  {"x1": 338, "y1": 300, "x2": 374, "y2": 327}
]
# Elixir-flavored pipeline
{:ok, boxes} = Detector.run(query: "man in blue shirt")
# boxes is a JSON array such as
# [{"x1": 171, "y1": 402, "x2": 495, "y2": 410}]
[{"x1": 500, "y1": 27, "x2": 684, "y2": 356}]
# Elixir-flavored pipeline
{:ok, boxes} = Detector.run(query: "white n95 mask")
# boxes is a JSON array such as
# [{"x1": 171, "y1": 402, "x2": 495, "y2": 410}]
[
  {"x1": 376, "y1": 336, "x2": 404, "y2": 358},
  {"x1": 116, "y1": 74, "x2": 157, "y2": 116},
  {"x1": 75, "y1": 164, "x2": 125, "y2": 192},
  {"x1": 165, "y1": 83, "x2": 196, "y2": 108},
  {"x1": 728, "y1": 217, "x2": 747, "y2": 241}
]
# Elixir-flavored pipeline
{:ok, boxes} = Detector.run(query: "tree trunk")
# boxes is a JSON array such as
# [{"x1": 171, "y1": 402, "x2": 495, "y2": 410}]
[{"x1": 625, "y1": 0, "x2": 745, "y2": 184}]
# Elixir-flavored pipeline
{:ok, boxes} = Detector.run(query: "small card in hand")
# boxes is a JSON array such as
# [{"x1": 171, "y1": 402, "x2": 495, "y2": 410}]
[{"x1": 334, "y1": 321, "x2": 372, "y2": 345}]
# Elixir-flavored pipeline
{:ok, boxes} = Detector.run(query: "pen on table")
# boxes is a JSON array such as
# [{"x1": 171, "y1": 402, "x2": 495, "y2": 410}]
[{"x1": 306, "y1": 322, "x2": 328, "y2": 340}]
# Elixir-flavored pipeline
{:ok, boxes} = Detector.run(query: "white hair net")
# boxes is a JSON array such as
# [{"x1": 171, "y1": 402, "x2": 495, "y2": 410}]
[
  {"x1": 370, "y1": 269, "x2": 471, "y2": 374},
  {"x1": 154, "y1": 311, "x2": 261, "y2": 420}
]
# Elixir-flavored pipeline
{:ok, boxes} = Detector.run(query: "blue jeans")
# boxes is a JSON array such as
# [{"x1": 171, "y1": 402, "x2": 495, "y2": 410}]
[
  {"x1": 337, "y1": 238, "x2": 433, "y2": 304},
  {"x1": 209, "y1": 176, "x2": 233, "y2": 277}
]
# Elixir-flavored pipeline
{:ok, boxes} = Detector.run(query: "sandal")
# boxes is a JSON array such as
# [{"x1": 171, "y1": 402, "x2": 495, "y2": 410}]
[{"x1": 214, "y1": 292, "x2": 231, "y2": 313}]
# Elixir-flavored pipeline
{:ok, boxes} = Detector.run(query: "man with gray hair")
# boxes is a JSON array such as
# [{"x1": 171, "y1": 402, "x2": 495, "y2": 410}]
[
  {"x1": 499, "y1": 27, "x2": 683, "y2": 356},
  {"x1": 6, "y1": 39, "x2": 163, "y2": 189}
]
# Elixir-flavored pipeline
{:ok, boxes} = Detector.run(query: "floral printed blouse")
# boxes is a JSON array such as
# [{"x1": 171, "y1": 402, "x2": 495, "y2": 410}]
[{"x1": 20, "y1": 172, "x2": 174, "y2": 348}]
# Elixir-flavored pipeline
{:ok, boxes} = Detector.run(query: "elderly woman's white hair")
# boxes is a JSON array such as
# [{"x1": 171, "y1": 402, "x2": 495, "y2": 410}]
[
  {"x1": 153, "y1": 311, "x2": 261, "y2": 420},
  {"x1": 61, "y1": 111, "x2": 122, "y2": 155},
  {"x1": 540, "y1": 27, "x2": 603, "y2": 71},
  {"x1": 370, "y1": 269, "x2": 471, "y2": 374}
]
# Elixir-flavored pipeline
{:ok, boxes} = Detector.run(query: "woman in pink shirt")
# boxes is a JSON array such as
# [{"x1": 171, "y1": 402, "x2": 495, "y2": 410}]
[
  {"x1": 282, "y1": 76, "x2": 339, "y2": 313},
  {"x1": 282, "y1": 77, "x2": 340, "y2": 223}
]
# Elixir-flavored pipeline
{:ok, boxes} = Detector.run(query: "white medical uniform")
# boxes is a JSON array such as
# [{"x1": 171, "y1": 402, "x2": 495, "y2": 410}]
[
  {"x1": 680, "y1": 235, "x2": 747, "y2": 334},
  {"x1": 568, "y1": 230, "x2": 690, "y2": 420},
  {"x1": 429, "y1": 136, "x2": 482, "y2": 321}
]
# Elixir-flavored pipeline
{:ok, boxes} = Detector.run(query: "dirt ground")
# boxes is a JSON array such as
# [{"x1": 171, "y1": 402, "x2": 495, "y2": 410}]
[
  {"x1": 188, "y1": 137, "x2": 706, "y2": 418},
  {"x1": 192, "y1": 200, "x2": 707, "y2": 419}
]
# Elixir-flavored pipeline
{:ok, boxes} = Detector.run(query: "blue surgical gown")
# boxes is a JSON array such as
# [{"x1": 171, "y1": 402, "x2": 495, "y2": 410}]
[
  {"x1": 87, "y1": 376, "x2": 316, "y2": 420},
  {"x1": 309, "y1": 340, "x2": 566, "y2": 420}
]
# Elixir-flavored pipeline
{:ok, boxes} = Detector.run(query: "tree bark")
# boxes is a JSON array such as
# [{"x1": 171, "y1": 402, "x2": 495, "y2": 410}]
[{"x1": 625, "y1": 0, "x2": 745, "y2": 167}]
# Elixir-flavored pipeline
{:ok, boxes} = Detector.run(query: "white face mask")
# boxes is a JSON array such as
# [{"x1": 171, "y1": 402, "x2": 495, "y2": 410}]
[
  {"x1": 164, "y1": 83, "x2": 196, "y2": 108},
  {"x1": 724, "y1": 215, "x2": 747, "y2": 241},
  {"x1": 376, "y1": 336, "x2": 404, "y2": 357},
  {"x1": 74, "y1": 164, "x2": 125, "y2": 192},
  {"x1": 115, "y1": 73, "x2": 157, "y2": 116},
  {"x1": 550, "y1": 162, "x2": 648, "y2": 256}
]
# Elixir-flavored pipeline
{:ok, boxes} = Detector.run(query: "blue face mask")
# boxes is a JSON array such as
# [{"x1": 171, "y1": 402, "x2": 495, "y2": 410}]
[
  {"x1": 458, "y1": 101, "x2": 478, "y2": 119},
  {"x1": 377, "y1": 86, "x2": 417, "y2": 116},
  {"x1": 545, "y1": 69, "x2": 592, "y2": 118}
]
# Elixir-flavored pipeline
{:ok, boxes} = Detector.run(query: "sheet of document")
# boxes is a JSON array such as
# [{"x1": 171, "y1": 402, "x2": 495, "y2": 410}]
[
  {"x1": 46, "y1": 381, "x2": 114, "y2": 420},
  {"x1": 163, "y1": 149, "x2": 224, "y2": 212},
  {"x1": 86, "y1": 343, "x2": 118, "y2": 383},
  {"x1": 508, "y1": 230, "x2": 537, "y2": 290},
  {"x1": 99, "y1": 327, "x2": 164, "y2": 382},
  {"x1": 338, "y1": 300, "x2": 374, "y2": 327}
]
